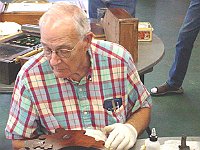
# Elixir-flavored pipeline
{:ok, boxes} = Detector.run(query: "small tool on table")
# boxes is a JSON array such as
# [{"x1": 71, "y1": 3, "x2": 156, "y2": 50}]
[{"x1": 179, "y1": 135, "x2": 190, "y2": 150}]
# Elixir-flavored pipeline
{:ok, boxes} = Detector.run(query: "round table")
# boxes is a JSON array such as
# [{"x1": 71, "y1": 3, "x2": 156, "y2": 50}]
[{"x1": 137, "y1": 34, "x2": 164, "y2": 83}]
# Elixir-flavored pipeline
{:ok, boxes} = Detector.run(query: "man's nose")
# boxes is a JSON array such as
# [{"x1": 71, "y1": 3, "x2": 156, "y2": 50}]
[{"x1": 49, "y1": 52, "x2": 61, "y2": 65}]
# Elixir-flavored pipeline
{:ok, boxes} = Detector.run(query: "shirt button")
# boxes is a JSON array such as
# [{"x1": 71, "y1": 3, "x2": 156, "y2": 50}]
[
  {"x1": 83, "y1": 111, "x2": 88, "y2": 115},
  {"x1": 79, "y1": 88, "x2": 82, "y2": 91}
]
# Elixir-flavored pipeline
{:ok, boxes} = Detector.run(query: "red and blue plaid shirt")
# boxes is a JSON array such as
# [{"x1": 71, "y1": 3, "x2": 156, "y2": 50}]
[{"x1": 5, "y1": 40, "x2": 151, "y2": 139}]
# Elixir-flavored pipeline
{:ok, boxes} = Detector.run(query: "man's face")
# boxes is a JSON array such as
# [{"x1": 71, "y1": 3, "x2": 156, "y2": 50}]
[{"x1": 40, "y1": 18, "x2": 87, "y2": 79}]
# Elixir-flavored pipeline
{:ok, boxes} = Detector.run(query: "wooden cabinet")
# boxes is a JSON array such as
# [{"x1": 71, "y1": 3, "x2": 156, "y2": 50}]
[{"x1": 103, "y1": 8, "x2": 138, "y2": 62}]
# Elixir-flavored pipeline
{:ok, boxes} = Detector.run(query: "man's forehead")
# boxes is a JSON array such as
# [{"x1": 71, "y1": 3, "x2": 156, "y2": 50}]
[
  {"x1": 41, "y1": 15, "x2": 73, "y2": 30},
  {"x1": 41, "y1": 18, "x2": 78, "y2": 39}
]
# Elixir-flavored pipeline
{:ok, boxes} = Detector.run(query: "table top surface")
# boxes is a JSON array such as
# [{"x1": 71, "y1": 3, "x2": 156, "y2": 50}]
[
  {"x1": 132, "y1": 136, "x2": 200, "y2": 150},
  {"x1": 0, "y1": 34, "x2": 164, "y2": 93},
  {"x1": 136, "y1": 34, "x2": 164, "y2": 75}
]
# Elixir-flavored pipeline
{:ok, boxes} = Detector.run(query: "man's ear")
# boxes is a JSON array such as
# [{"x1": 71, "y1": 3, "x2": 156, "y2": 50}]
[
  {"x1": 84, "y1": 32, "x2": 94, "y2": 51},
  {"x1": 84, "y1": 32, "x2": 94, "y2": 46}
]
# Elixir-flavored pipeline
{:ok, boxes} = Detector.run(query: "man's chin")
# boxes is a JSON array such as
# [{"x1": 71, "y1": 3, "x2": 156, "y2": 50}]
[{"x1": 54, "y1": 72, "x2": 68, "y2": 79}]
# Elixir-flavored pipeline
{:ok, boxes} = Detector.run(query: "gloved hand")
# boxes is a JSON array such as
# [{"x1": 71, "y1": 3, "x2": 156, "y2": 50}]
[
  {"x1": 103, "y1": 123, "x2": 138, "y2": 150},
  {"x1": 85, "y1": 129, "x2": 107, "y2": 142}
]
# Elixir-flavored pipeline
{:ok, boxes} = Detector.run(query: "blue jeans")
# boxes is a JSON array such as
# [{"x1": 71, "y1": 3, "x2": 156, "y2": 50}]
[
  {"x1": 88, "y1": 0, "x2": 137, "y2": 18},
  {"x1": 167, "y1": 0, "x2": 200, "y2": 88}
]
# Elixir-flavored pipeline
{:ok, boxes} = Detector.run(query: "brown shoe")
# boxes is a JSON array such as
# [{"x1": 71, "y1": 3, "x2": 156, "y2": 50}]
[{"x1": 150, "y1": 82, "x2": 184, "y2": 96}]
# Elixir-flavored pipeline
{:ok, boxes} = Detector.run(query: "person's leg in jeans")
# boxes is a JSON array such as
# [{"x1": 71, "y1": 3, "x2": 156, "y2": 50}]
[
  {"x1": 109, "y1": 0, "x2": 137, "y2": 17},
  {"x1": 151, "y1": 0, "x2": 200, "y2": 96},
  {"x1": 88, "y1": 0, "x2": 137, "y2": 18},
  {"x1": 88, "y1": 0, "x2": 106, "y2": 18},
  {"x1": 167, "y1": 0, "x2": 200, "y2": 88}
]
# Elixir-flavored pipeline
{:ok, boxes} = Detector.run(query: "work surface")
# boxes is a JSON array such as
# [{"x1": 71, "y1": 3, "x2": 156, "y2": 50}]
[
  {"x1": 133, "y1": 137, "x2": 200, "y2": 150},
  {"x1": 136, "y1": 34, "x2": 164, "y2": 75},
  {"x1": 0, "y1": 34, "x2": 164, "y2": 93}
]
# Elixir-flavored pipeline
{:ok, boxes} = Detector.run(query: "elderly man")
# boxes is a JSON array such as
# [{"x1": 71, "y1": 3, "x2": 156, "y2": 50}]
[{"x1": 5, "y1": 2, "x2": 151, "y2": 150}]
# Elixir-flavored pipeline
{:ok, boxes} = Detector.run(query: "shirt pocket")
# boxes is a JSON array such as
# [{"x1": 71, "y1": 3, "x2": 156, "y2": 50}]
[
  {"x1": 103, "y1": 98, "x2": 126, "y2": 123},
  {"x1": 113, "y1": 104, "x2": 126, "y2": 123}
]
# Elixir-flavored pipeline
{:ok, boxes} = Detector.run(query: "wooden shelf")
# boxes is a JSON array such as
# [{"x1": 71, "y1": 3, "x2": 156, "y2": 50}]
[{"x1": 0, "y1": 12, "x2": 44, "y2": 25}]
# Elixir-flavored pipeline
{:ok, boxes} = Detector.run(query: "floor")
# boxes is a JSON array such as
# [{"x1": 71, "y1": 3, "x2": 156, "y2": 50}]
[
  {"x1": 0, "y1": 0, "x2": 200, "y2": 149},
  {"x1": 137, "y1": 0, "x2": 200, "y2": 138}
]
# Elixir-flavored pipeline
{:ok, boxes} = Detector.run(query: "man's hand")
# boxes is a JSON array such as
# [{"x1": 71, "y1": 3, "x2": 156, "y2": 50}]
[
  {"x1": 85, "y1": 129, "x2": 107, "y2": 142},
  {"x1": 103, "y1": 123, "x2": 138, "y2": 150}
]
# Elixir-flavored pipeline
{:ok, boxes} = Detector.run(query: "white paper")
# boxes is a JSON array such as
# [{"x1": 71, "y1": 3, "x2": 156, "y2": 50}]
[
  {"x1": 5, "y1": 3, "x2": 53, "y2": 12},
  {"x1": 48, "y1": 0, "x2": 86, "y2": 11},
  {"x1": 160, "y1": 140, "x2": 200, "y2": 150},
  {"x1": 5, "y1": 0, "x2": 86, "y2": 13},
  {"x1": 0, "y1": 22, "x2": 21, "y2": 35}
]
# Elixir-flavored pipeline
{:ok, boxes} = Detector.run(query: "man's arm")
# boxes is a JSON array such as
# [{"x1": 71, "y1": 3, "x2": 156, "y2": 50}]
[
  {"x1": 12, "y1": 139, "x2": 25, "y2": 150},
  {"x1": 126, "y1": 107, "x2": 151, "y2": 135}
]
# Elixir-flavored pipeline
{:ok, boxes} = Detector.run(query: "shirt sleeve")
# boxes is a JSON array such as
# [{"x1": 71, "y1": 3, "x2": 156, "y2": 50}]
[
  {"x1": 5, "y1": 73, "x2": 39, "y2": 139},
  {"x1": 126, "y1": 56, "x2": 152, "y2": 115}
]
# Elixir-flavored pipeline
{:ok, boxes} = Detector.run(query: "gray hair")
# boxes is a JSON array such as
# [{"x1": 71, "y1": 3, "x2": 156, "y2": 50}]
[{"x1": 39, "y1": 2, "x2": 91, "y2": 38}]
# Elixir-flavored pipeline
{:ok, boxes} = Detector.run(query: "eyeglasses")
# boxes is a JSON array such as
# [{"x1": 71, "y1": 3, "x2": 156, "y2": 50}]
[{"x1": 43, "y1": 39, "x2": 82, "y2": 58}]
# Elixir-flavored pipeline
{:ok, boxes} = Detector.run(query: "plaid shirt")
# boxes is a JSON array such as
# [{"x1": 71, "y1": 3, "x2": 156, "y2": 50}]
[{"x1": 5, "y1": 40, "x2": 151, "y2": 139}]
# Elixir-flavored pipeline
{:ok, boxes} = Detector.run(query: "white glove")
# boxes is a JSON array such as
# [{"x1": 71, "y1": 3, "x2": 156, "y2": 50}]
[
  {"x1": 103, "y1": 123, "x2": 138, "y2": 150},
  {"x1": 85, "y1": 129, "x2": 107, "y2": 142}
]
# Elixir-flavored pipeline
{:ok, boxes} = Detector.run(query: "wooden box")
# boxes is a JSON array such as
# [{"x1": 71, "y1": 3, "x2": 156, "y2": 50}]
[{"x1": 102, "y1": 8, "x2": 138, "y2": 62}]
